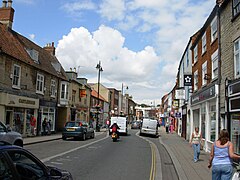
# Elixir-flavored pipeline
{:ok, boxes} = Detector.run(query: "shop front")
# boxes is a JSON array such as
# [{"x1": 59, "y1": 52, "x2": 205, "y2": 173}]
[
  {"x1": 38, "y1": 100, "x2": 57, "y2": 136},
  {"x1": 0, "y1": 92, "x2": 39, "y2": 137},
  {"x1": 227, "y1": 80, "x2": 240, "y2": 154},
  {"x1": 190, "y1": 83, "x2": 218, "y2": 152}
]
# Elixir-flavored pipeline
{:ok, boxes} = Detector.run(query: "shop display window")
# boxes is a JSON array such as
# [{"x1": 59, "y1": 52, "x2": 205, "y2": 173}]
[
  {"x1": 201, "y1": 105, "x2": 206, "y2": 139},
  {"x1": 210, "y1": 104, "x2": 216, "y2": 142},
  {"x1": 40, "y1": 107, "x2": 55, "y2": 132},
  {"x1": 231, "y1": 113, "x2": 240, "y2": 154},
  {"x1": 13, "y1": 110, "x2": 24, "y2": 134}
]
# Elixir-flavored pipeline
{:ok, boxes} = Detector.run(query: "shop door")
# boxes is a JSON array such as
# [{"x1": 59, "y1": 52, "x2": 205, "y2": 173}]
[{"x1": 182, "y1": 115, "x2": 187, "y2": 139}]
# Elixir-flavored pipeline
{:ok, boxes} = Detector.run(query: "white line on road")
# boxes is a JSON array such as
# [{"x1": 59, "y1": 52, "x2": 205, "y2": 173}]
[{"x1": 41, "y1": 133, "x2": 109, "y2": 163}]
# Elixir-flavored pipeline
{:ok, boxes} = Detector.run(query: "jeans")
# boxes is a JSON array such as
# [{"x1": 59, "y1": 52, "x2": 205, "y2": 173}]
[
  {"x1": 192, "y1": 143, "x2": 200, "y2": 161},
  {"x1": 212, "y1": 164, "x2": 233, "y2": 180}
]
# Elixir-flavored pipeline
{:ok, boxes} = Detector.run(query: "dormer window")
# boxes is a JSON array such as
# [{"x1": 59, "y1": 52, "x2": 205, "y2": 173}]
[{"x1": 26, "y1": 48, "x2": 39, "y2": 63}]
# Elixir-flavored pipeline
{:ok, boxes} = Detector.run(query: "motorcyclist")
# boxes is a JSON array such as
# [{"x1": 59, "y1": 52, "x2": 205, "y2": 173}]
[{"x1": 110, "y1": 121, "x2": 120, "y2": 138}]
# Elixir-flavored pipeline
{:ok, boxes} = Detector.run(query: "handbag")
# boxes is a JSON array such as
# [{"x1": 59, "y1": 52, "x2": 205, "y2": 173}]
[{"x1": 232, "y1": 171, "x2": 240, "y2": 180}]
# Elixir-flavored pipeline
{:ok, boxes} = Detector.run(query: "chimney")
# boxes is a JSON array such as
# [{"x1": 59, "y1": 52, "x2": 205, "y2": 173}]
[
  {"x1": 43, "y1": 42, "x2": 56, "y2": 56},
  {"x1": 0, "y1": 0, "x2": 15, "y2": 28}
]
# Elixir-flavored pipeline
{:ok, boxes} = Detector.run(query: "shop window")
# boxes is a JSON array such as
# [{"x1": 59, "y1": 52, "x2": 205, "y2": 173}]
[
  {"x1": 210, "y1": 104, "x2": 216, "y2": 142},
  {"x1": 231, "y1": 113, "x2": 240, "y2": 154},
  {"x1": 201, "y1": 105, "x2": 206, "y2": 139}
]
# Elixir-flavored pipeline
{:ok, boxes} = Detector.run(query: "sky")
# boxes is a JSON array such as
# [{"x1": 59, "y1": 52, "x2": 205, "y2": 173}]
[{"x1": 11, "y1": 0, "x2": 216, "y2": 105}]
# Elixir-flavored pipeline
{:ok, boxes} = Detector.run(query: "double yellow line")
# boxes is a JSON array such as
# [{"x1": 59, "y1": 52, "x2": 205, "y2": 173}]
[{"x1": 149, "y1": 143, "x2": 156, "y2": 180}]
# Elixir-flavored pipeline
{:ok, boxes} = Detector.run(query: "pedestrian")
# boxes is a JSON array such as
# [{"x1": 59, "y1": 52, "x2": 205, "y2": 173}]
[
  {"x1": 165, "y1": 121, "x2": 169, "y2": 134},
  {"x1": 42, "y1": 118, "x2": 47, "y2": 136},
  {"x1": 190, "y1": 127, "x2": 202, "y2": 162},
  {"x1": 208, "y1": 129, "x2": 240, "y2": 180},
  {"x1": 30, "y1": 115, "x2": 36, "y2": 136}
]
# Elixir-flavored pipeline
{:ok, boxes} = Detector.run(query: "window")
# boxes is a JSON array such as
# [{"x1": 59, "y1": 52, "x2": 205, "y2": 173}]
[
  {"x1": 194, "y1": 45, "x2": 198, "y2": 63},
  {"x1": 50, "y1": 80, "x2": 56, "y2": 97},
  {"x1": 72, "y1": 90, "x2": 76, "y2": 103},
  {"x1": 36, "y1": 73, "x2": 44, "y2": 94},
  {"x1": 234, "y1": 38, "x2": 240, "y2": 78},
  {"x1": 212, "y1": 50, "x2": 218, "y2": 79},
  {"x1": 211, "y1": 16, "x2": 217, "y2": 42},
  {"x1": 7, "y1": 150, "x2": 45, "y2": 179},
  {"x1": 231, "y1": 113, "x2": 240, "y2": 154},
  {"x1": 0, "y1": 155, "x2": 13, "y2": 179},
  {"x1": 12, "y1": 64, "x2": 21, "y2": 88},
  {"x1": 26, "y1": 49, "x2": 39, "y2": 63},
  {"x1": 202, "y1": 32, "x2": 206, "y2": 54},
  {"x1": 194, "y1": 70, "x2": 198, "y2": 91},
  {"x1": 210, "y1": 104, "x2": 216, "y2": 142},
  {"x1": 233, "y1": 0, "x2": 240, "y2": 17},
  {"x1": 202, "y1": 61, "x2": 207, "y2": 86},
  {"x1": 60, "y1": 82, "x2": 68, "y2": 100},
  {"x1": 201, "y1": 104, "x2": 206, "y2": 139}
]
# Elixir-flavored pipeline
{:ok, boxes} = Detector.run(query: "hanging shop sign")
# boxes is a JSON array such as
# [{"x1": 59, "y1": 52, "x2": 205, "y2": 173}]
[
  {"x1": 175, "y1": 89, "x2": 185, "y2": 99},
  {"x1": 184, "y1": 75, "x2": 192, "y2": 86}
]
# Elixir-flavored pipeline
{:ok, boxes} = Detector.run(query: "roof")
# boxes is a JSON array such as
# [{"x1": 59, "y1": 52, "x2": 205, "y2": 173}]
[
  {"x1": 91, "y1": 89, "x2": 107, "y2": 102},
  {"x1": 0, "y1": 23, "x2": 67, "y2": 80}
]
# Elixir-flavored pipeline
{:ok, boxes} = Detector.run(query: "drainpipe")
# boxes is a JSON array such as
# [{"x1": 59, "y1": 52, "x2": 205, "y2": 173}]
[{"x1": 216, "y1": 2, "x2": 222, "y2": 137}]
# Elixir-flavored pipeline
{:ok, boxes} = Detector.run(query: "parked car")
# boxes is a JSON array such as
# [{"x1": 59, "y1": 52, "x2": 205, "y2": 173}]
[
  {"x1": 131, "y1": 121, "x2": 141, "y2": 129},
  {"x1": 62, "y1": 121, "x2": 95, "y2": 140},
  {"x1": 0, "y1": 141, "x2": 73, "y2": 179},
  {"x1": 0, "y1": 121, "x2": 23, "y2": 147},
  {"x1": 140, "y1": 118, "x2": 159, "y2": 137}
]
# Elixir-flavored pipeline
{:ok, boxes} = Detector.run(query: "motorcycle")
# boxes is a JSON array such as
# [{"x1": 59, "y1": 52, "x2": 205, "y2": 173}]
[{"x1": 111, "y1": 132, "x2": 118, "y2": 142}]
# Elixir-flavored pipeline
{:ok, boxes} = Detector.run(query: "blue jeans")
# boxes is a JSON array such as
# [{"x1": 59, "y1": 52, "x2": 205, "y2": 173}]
[
  {"x1": 192, "y1": 143, "x2": 200, "y2": 161},
  {"x1": 212, "y1": 164, "x2": 233, "y2": 180}
]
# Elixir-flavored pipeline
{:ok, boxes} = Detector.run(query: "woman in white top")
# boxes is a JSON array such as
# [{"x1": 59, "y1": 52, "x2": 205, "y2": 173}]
[{"x1": 190, "y1": 127, "x2": 202, "y2": 162}]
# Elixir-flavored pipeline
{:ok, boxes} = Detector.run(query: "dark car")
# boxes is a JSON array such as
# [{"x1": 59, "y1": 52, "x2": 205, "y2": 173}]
[
  {"x1": 0, "y1": 141, "x2": 73, "y2": 180},
  {"x1": 62, "y1": 121, "x2": 95, "y2": 140},
  {"x1": 0, "y1": 121, "x2": 23, "y2": 147},
  {"x1": 131, "y1": 121, "x2": 141, "y2": 129}
]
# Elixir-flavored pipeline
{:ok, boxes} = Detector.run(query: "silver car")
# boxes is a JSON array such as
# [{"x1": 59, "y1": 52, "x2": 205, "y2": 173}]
[{"x1": 0, "y1": 121, "x2": 23, "y2": 147}]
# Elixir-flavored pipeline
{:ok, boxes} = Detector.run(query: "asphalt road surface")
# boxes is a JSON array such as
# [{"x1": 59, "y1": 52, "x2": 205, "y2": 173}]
[{"x1": 26, "y1": 129, "x2": 178, "y2": 180}]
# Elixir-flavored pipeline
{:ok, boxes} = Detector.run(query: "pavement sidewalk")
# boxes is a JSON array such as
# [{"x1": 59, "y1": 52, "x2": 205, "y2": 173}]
[
  {"x1": 159, "y1": 126, "x2": 211, "y2": 180},
  {"x1": 23, "y1": 129, "x2": 106, "y2": 146}
]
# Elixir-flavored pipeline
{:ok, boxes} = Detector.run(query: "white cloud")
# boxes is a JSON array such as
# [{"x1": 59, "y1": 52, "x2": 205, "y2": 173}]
[
  {"x1": 56, "y1": 25, "x2": 160, "y2": 94},
  {"x1": 99, "y1": 0, "x2": 125, "y2": 21},
  {"x1": 61, "y1": 1, "x2": 97, "y2": 16},
  {"x1": 29, "y1": 34, "x2": 35, "y2": 40}
]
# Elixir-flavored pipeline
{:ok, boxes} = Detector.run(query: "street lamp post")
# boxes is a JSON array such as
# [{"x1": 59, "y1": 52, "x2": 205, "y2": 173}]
[{"x1": 96, "y1": 61, "x2": 103, "y2": 132}]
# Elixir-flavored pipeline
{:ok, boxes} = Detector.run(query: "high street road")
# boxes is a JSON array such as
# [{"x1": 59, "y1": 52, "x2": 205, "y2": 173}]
[{"x1": 25, "y1": 129, "x2": 178, "y2": 180}]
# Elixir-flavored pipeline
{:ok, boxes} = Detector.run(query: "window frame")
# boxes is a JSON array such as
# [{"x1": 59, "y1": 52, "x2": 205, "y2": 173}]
[
  {"x1": 211, "y1": 16, "x2": 217, "y2": 43},
  {"x1": 202, "y1": 32, "x2": 207, "y2": 54},
  {"x1": 60, "y1": 82, "x2": 68, "y2": 100},
  {"x1": 194, "y1": 70, "x2": 198, "y2": 91},
  {"x1": 212, "y1": 49, "x2": 218, "y2": 80},
  {"x1": 12, "y1": 64, "x2": 21, "y2": 89},
  {"x1": 194, "y1": 45, "x2": 198, "y2": 64},
  {"x1": 233, "y1": 0, "x2": 240, "y2": 17},
  {"x1": 202, "y1": 61, "x2": 207, "y2": 86},
  {"x1": 234, "y1": 38, "x2": 240, "y2": 78},
  {"x1": 36, "y1": 73, "x2": 44, "y2": 94},
  {"x1": 50, "y1": 79, "x2": 56, "y2": 98}
]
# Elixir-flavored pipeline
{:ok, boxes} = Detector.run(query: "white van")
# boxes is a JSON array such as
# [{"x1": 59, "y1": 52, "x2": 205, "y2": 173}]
[
  {"x1": 109, "y1": 116, "x2": 128, "y2": 135},
  {"x1": 140, "y1": 118, "x2": 158, "y2": 137}
]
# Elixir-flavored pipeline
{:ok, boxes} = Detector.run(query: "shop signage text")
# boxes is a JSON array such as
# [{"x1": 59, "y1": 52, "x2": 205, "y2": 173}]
[{"x1": 19, "y1": 99, "x2": 35, "y2": 105}]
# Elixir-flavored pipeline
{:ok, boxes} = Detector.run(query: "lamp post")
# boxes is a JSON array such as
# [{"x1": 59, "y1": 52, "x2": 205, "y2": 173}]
[
  {"x1": 121, "y1": 83, "x2": 128, "y2": 116},
  {"x1": 96, "y1": 61, "x2": 103, "y2": 132}
]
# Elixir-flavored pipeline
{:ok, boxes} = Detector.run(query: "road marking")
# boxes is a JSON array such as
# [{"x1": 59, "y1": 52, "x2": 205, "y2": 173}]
[
  {"x1": 50, "y1": 162, "x2": 63, "y2": 165},
  {"x1": 41, "y1": 133, "x2": 109, "y2": 163},
  {"x1": 136, "y1": 132, "x2": 162, "y2": 180}
]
